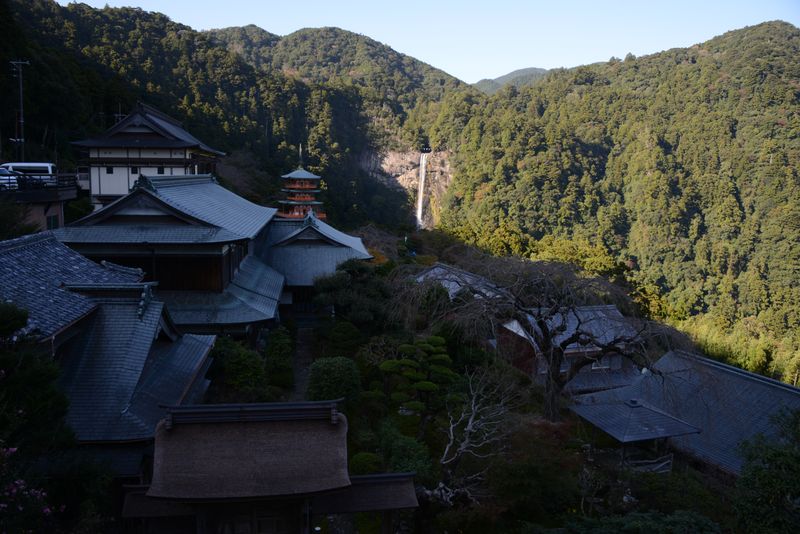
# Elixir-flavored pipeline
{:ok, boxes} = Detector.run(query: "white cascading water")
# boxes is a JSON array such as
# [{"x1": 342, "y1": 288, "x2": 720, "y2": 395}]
[{"x1": 416, "y1": 152, "x2": 428, "y2": 228}]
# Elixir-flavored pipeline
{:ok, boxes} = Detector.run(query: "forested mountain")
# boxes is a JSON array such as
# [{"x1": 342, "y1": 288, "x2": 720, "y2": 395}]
[
  {"x1": 3, "y1": 0, "x2": 425, "y2": 227},
  {"x1": 430, "y1": 21, "x2": 800, "y2": 381},
  {"x1": 208, "y1": 25, "x2": 465, "y2": 146},
  {"x1": 474, "y1": 67, "x2": 549, "y2": 94},
  {"x1": 210, "y1": 26, "x2": 462, "y2": 106},
  {"x1": 3, "y1": 0, "x2": 799, "y2": 383}
]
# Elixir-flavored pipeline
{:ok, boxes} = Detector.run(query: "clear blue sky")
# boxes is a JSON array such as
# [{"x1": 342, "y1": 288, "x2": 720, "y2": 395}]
[{"x1": 56, "y1": 0, "x2": 800, "y2": 83}]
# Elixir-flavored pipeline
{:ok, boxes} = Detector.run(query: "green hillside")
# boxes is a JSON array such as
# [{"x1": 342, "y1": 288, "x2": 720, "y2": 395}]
[
  {"x1": 4, "y1": 0, "x2": 799, "y2": 383},
  {"x1": 433, "y1": 21, "x2": 800, "y2": 380},
  {"x1": 211, "y1": 26, "x2": 462, "y2": 105},
  {"x1": 4, "y1": 0, "x2": 417, "y2": 227},
  {"x1": 474, "y1": 66, "x2": 550, "y2": 94},
  {"x1": 209, "y1": 25, "x2": 466, "y2": 146}
]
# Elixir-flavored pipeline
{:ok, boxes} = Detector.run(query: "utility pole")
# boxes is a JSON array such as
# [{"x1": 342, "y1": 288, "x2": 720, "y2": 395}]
[{"x1": 10, "y1": 60, "x2": 30, "y2": 161}]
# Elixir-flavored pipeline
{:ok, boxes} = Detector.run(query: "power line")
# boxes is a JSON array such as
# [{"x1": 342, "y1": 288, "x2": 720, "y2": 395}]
[{"x1": 10, "y1": 60, "x2": 30, "y2": 161}]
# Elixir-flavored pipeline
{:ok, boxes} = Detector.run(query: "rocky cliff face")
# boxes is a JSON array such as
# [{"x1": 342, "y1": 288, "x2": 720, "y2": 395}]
[{"x1": 358, "y1": 150, "x2": 452, "y2": 228}]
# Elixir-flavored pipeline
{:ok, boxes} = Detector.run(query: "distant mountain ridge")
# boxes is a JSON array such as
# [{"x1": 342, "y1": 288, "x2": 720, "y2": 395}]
[
  {"x1": 207, "y1": 25, "x2": 464, "y2": 111},
  {"x1": 474, "y1": 67, "x2": 549, "y2": 94}
]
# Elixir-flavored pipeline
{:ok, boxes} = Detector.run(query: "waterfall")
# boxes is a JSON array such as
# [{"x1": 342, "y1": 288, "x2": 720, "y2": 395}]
[{"x1": 416, "y1": 152, "x2": 428, "y2": 228}]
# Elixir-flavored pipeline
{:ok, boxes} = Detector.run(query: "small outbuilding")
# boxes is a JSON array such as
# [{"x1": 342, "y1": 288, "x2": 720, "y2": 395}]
[{"x1": 572, "y1": 350, "x2": 800, "y2": 475}]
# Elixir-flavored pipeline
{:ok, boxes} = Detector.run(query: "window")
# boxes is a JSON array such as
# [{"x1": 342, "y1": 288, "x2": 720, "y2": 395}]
[
  {"x1": 106, "y1": 166, "x2": 114, "y2": 174},
  {"x1": 46, "y1": 215, "x2": 59, "y2": 230},
  {"x1": 130, "y1": 166, "x2": 138, "y2": 174},
  {"x1": 592, "y1": 357, "x2": 610, "y2": 370},
  {"x1": 157, "y1": 166, "x2": 165, "y2": 175}
]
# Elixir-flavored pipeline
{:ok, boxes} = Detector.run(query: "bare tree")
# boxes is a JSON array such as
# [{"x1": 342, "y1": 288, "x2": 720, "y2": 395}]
[
  {"x1": 391, "y1": 253, "x2": 676, "y2": 421},
  {"x1": 420, "y1": 365, "x2": 520, "y2": 506}
]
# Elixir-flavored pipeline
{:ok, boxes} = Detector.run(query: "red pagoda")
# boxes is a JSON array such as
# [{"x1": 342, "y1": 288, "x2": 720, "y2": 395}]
[{"x1": 277, "y1": 167, "x2": 326, "y2": 220}]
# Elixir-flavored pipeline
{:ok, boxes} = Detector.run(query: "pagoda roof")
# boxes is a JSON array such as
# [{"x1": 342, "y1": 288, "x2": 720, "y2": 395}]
[
  {"x1": 281, "y1": 167, "x2": 321, "y2": 180},
  {"x1": 278, "y1": 200, "x2": 324, "y2": 205}
]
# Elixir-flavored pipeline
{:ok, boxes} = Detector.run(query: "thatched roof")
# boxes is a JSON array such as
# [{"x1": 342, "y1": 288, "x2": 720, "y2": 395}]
[{"x1": 147, "y1": 402, "x2": 350, "y2": 500}]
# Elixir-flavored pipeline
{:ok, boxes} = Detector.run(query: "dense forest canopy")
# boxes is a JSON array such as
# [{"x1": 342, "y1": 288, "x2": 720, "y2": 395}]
[
  {"x1": 3, "y1": 0, "x2": 428, "y2": 227},
  {"x1": 473, "y1": 67, "x2": 550, "y2": 95},
  {"x1": 3, "y1": 0, "x2": 799, "y2": 383},
  {"x1": 432, "y1": 21, "x2": 800, "y2": 381}
]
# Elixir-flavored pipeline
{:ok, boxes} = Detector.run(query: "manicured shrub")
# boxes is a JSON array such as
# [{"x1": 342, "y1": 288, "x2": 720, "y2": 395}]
[
  {"x1": 307, "y1": 357, "x2": 361, "y2": 402},
  {"x1": 208, "y1": 337, "x2": 273, "y2": 402}
]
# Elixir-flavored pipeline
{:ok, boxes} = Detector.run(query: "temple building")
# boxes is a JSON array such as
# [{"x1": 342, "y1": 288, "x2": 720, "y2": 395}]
[
  {"x1": 265, "y1": 210, "x2": 372, "y2": 304},
  {"x1": 0, "y1": 233, "x2": 215, "y2": 476},
  {"x1": 72, "y1": 103, "x2": 224, "y2": 209},
  {"x1": 572, "y1": 350, "x2": 800, "y2": 476},
  {"x1": 122, "y1": 402, "x2": 418, "y2": 533},
  {"x1": 54, "y1": 174, "x2": 371, "y2": 334},
  {"x1": 277, "y1": 167, "x2": 326, "y2": 220},
  {"x1": 53, "y1": 174, "x2": 284, "y2": 337}
]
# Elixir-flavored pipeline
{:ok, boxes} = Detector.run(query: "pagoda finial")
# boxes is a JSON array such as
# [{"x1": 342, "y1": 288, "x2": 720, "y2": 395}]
[{"x1": 299, "y1": 143, "x2": 304, "y2": 168}]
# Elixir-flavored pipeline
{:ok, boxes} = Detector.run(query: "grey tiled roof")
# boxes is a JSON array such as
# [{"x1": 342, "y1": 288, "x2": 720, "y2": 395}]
[
  {"x1": 571, "y1": 398, "x2": 699, "y2": 443},
  {"x1": 158, "y1": 290, "x2": 276, "y2": 327},
  {"x1": 573, "y1": 351, "x2": 800, "y2": 474},
  {"x1": 0, "y1": 233, "x2": 142, "y2": 338},
  {"x1": 265, "y1": 219, "x2": 305, "y2": 244},
  {"x1": 139, "y1": 175, "x2": 277, "y2": 239},
  {"x1": 266, "y1": 246, "x2": 371, "y2": 286},
  {"x1": 264, "y1": 212, "x2": 372, "y2": 286},
  {"x1": 145, "y1": 110, "x2": 225, "y2": 156},
  {"x1": 281, "y1": 167, "x2": 321, "y2": 179},
  {"x1": 58, "y1": 295, "x2": 214, "y2": 442},
  {"x1": 231, "y1": 255, "x2": 285, "y2": 301},
  {"x1": 53, "y1": 225, "x2": 244, "y2": 245},
  {"x1": 563, "y1": 366, "x2": 641, "y2": 394},
  {"x1": 270, "y1": 211, "x2": 371, "y2": 256},
  {"x1": 157, "y1": 256, "x2": 282, "y2": 327},
  {"x1": 73, "y1": 102, "x2": 224, "y2": 156},
  {"x1": 71, "y1": 138, "x2": 198, "y2": 150},
  {"x1": 126, "y1": 335, "x2": 215, "y2": 432}
]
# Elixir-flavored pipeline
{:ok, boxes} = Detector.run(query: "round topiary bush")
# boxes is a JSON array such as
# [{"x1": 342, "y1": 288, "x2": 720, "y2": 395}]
[{"x1": 307, "y1": 357, "x2": 361, "y2": 402}]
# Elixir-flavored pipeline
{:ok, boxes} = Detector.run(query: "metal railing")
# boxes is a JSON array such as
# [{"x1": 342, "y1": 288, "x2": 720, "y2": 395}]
[{"x1": 5, "y1": 173, "x2": 78, "y2": 190}]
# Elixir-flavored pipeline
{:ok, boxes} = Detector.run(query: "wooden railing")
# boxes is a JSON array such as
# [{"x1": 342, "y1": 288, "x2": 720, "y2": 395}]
[{"x1": 283, "y1": 180, "x2": 319, "y2": 190}]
